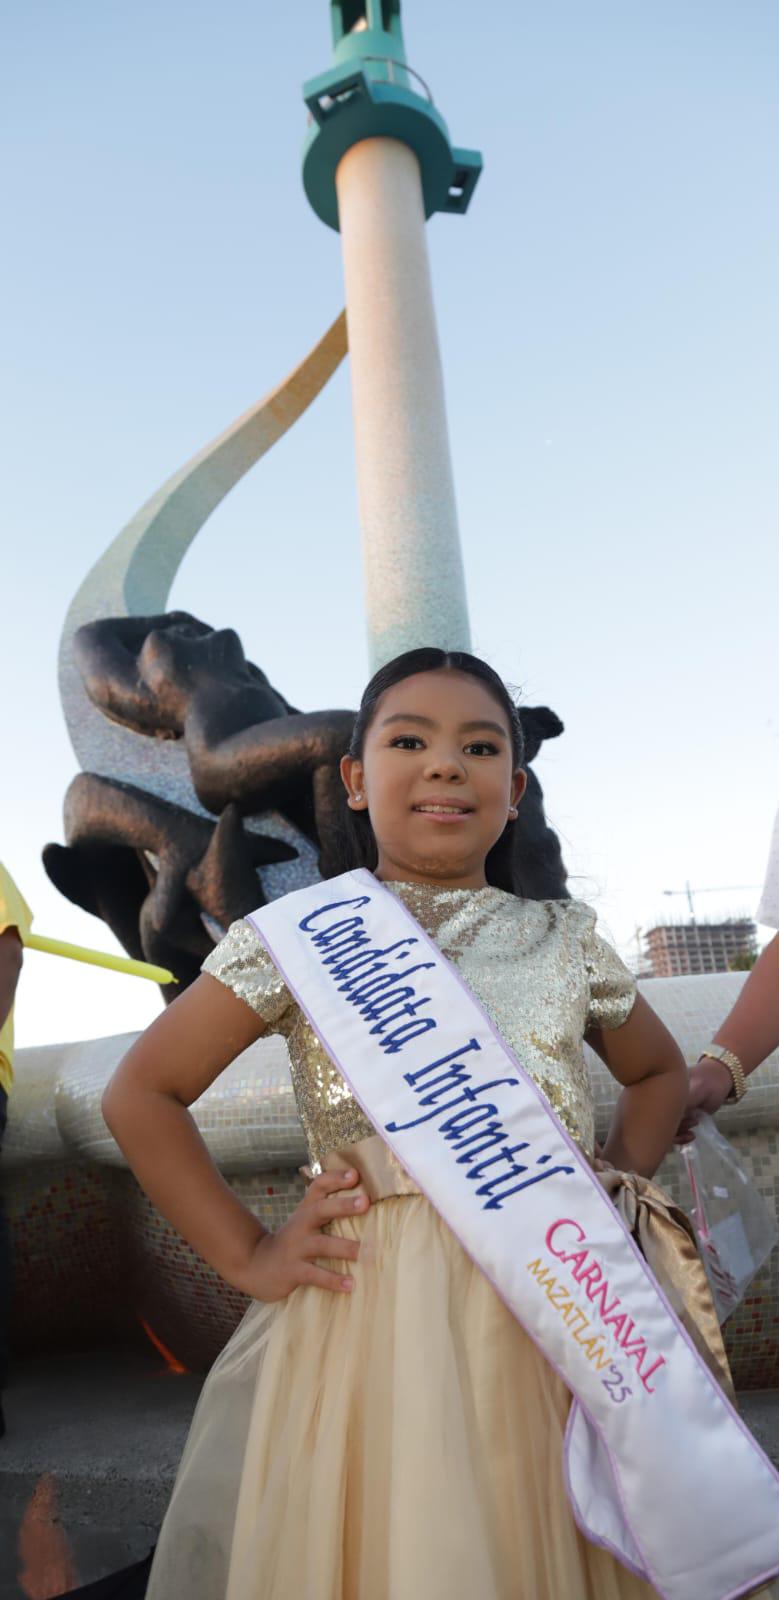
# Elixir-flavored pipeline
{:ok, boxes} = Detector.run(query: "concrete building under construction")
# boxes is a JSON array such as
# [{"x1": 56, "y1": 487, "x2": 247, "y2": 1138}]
[{"x1": 643, "y1": 918, "x2": 758, "y2": 978}]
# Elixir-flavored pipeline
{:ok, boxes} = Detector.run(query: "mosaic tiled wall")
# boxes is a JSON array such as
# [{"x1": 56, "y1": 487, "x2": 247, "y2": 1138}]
[
  {"x1": 124, "y1": 1169, "x2": 307, "y2": 1370},
  {"x1": 674, "y1": 1129, "x2": 778, "y2": 1391},
  {"x1": 6, "y1": 1160, "x2": 126, "y2": 1350}
]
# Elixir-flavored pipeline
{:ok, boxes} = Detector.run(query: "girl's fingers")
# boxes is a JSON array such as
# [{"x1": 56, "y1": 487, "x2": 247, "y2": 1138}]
[
  {"x1": 299, "y1": 1262, "x2": 355, "y2": 1294},
  {"x1": 313, "y1": 1191, "x2": 370, "y2": 1224},
  {"x1": 309, "y1": 1233, "x2": 361, "y2": 1262},
  {"x1": 306, "y1": 1168, "x2": 360, "y2": 1200}
]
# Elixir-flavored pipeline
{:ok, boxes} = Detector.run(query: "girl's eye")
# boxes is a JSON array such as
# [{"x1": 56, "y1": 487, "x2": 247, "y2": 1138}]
[
  {"x1": 464, "y1": 741, "x2": 499, "y2": 757},
  {"x1": 389, "y1": 735, "x2": 425, "y2": 750}
]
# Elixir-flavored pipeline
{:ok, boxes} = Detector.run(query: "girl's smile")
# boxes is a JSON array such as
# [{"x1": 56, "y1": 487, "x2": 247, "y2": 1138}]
[{"x1": 411, "y1": 800, "x2": 474, "y2": 820}]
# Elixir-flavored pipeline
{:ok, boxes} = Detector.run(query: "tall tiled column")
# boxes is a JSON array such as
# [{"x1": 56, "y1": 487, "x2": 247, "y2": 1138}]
[{"x1": 302, "y1": 3, "x2": 481, "y2": 669}]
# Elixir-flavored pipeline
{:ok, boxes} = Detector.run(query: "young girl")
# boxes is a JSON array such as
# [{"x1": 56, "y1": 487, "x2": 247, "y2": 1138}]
[{"x1": 102, "y1": 648, "x2": 754, "y2": 1600}]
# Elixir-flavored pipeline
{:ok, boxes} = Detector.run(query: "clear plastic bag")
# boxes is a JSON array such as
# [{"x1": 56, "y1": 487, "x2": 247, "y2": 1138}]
[{"x1": 678, "y1": 1114, "x2": 779, "y2": 1324}]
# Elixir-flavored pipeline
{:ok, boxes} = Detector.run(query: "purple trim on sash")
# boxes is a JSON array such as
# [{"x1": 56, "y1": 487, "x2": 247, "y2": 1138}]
[{"x1": 562, "y1": 1403, "x2": 650, "y2": 1582}]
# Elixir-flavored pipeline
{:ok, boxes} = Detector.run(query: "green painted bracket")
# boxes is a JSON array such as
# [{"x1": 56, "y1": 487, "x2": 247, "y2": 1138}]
[{"x1": 302, "y1": 61, "x2": 482, "y2": 231}]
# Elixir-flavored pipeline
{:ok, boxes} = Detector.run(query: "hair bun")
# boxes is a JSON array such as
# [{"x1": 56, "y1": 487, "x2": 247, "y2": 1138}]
[{"x1": 518, "y1": 706, "x2": 564, "y2": 763}]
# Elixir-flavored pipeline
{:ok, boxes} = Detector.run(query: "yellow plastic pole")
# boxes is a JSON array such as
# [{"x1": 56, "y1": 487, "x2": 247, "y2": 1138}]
[{"x1": 24, "y1": 932, "x2": 177, "y2": 986}]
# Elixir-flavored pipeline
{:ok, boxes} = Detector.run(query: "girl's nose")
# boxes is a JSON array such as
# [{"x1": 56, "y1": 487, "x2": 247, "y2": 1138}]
[{"x1": 423, "y1": 751, "x2": 466, "y2": 782}]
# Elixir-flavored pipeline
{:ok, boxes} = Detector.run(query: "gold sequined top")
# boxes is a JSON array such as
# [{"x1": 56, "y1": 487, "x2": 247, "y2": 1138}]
[{"x1": 202, "y1": 883, "x2": 636, "y2": 1166}]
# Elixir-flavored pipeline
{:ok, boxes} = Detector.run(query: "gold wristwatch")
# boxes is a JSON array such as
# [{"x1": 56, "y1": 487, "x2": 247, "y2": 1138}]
[{"x1": 699, "y1": 1045, "x2": 747, "y2": 1104}]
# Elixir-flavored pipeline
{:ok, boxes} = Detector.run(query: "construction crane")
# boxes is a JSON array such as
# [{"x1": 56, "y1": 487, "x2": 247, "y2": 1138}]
[{"x1": 662, "y1": 883, "x2": 759, "y2": 920}]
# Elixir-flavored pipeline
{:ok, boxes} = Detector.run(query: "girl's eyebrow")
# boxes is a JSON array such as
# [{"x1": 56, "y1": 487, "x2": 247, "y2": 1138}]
[
  {"x1": 380, "y1": 713, "x2": 507, "y2": 738},
  {"x1": 380, "y1": 713, "x2": 436, "y2": 728},
  {"x1": 460, "y1": 720, "x2": 507, "y2": 738}
]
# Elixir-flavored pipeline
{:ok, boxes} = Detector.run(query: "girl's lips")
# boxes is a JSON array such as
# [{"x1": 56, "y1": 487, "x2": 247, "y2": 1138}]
[{"x1": 412, "y1": 804, "x2": 474, "y2": 823}]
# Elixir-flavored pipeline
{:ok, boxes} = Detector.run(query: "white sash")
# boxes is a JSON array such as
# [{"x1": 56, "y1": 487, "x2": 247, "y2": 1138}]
[{"x1": 248, "y1": 870, "x2": 779, "y2": 1600}]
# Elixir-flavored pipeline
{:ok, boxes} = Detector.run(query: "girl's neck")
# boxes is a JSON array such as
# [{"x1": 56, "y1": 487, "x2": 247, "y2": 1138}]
[{"x1": 374, "y1": 853, "x2": 489, "y2": 891}]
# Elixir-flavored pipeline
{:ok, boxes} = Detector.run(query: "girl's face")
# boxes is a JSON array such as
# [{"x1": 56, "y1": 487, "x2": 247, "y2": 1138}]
[{"x1": 341, "y1": 670, "x2": 527, "y2": 889}]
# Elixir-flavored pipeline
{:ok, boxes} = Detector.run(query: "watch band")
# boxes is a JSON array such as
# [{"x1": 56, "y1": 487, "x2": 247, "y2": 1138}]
[{"x1": 699, "y1": 1045, "x2": 747, "y2": 1103}]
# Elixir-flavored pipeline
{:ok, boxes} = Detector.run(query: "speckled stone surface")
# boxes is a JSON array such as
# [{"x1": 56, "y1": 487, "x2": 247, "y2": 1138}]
[
  {"x1": 0, "y1": 1348, "x2": 203, "y2": 1598},
  {"x1": 337, "y1": 138, "x2": 471, "y2": 668}
]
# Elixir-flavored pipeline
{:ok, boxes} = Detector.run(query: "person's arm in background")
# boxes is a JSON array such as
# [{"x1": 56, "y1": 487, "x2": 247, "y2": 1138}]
[
  {"x1": 676, "y1": 801, "x2": 779, "y2": 1142},
  {"x1": 0, "y1": 863, "x2": 33, "y2": 1029},
  {"x1": 0, "y1": 929, "x2": 22, "y2": 1032},
  {"x1": 676, "y1": 932, "x2": 779, "y2": 1140}
]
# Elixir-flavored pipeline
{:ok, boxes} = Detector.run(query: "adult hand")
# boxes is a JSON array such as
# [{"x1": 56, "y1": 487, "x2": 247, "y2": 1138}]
[
  {"x1": 674, "y1": 1057, "x2": 733, "y2": 1145},
  {"x1": 237, "y1": 1168, "x2": 368, "y2": 1302}
]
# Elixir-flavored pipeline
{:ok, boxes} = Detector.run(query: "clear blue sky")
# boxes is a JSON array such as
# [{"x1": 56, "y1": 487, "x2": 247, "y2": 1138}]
[{"x1": 3, "y1": 0, "x2": 778, "y2": 1048}]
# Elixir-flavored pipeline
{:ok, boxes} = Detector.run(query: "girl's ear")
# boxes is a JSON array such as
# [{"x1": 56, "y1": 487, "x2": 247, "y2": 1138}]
[
  {"x1": 511, "y1": 770, "x2": 528, "y2": 809},
  {"x1": 340, "y1": 754, "x2": 368, "y2": 810}
]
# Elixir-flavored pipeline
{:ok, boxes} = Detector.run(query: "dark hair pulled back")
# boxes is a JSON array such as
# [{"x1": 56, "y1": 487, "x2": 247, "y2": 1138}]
[{"x1": 330, "y1": 647, "x2": 527, "y2": 895}]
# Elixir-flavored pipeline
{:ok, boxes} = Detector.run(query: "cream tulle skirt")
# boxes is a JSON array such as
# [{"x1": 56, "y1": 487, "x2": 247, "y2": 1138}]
[{"x1": 146, "y1": 1192, "x2": 668, "y2": 1600}]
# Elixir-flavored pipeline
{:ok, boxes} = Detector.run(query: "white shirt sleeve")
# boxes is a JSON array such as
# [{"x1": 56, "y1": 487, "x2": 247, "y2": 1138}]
[{"x1": 756, "y1": 805, "x2": 779, "y2": 930}]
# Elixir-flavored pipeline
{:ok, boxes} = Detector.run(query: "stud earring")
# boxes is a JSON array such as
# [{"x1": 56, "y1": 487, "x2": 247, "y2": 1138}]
[
  {"x1": 353, "y1": 792, "x2": 363, "y2": 803},
  {"x1": 508, "y1": 805, "x2": 518, "y2": 820}
]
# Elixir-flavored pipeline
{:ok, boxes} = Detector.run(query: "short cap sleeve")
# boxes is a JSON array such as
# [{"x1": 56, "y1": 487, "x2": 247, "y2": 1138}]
[
  {"x1": 202, "y1": 919, "x2": 293, "y2": 1032},
  {"x1": 582, "y1": 916, "x2": 637, "y2": 1032},
  {"x1": 756, "y1": 805, "x2": 779, "y2": 930}
]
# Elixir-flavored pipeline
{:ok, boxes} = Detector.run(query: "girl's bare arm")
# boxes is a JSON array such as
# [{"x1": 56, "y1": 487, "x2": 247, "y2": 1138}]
[
  {"x1": 102, "y1": 975, "x2": 271, "y2": 1287},
  {"x1": 102, "y1": 975, "x2": 365, "y2": 1298},
  {"x1": 588, "y1": 995, "x2": 687, "y2": 1178}
]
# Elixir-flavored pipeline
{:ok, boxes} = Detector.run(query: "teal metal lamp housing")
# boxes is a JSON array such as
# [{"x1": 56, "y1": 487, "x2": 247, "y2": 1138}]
[{"x1": 302, "y1": 0, "x2": 482, "y2": 231}]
